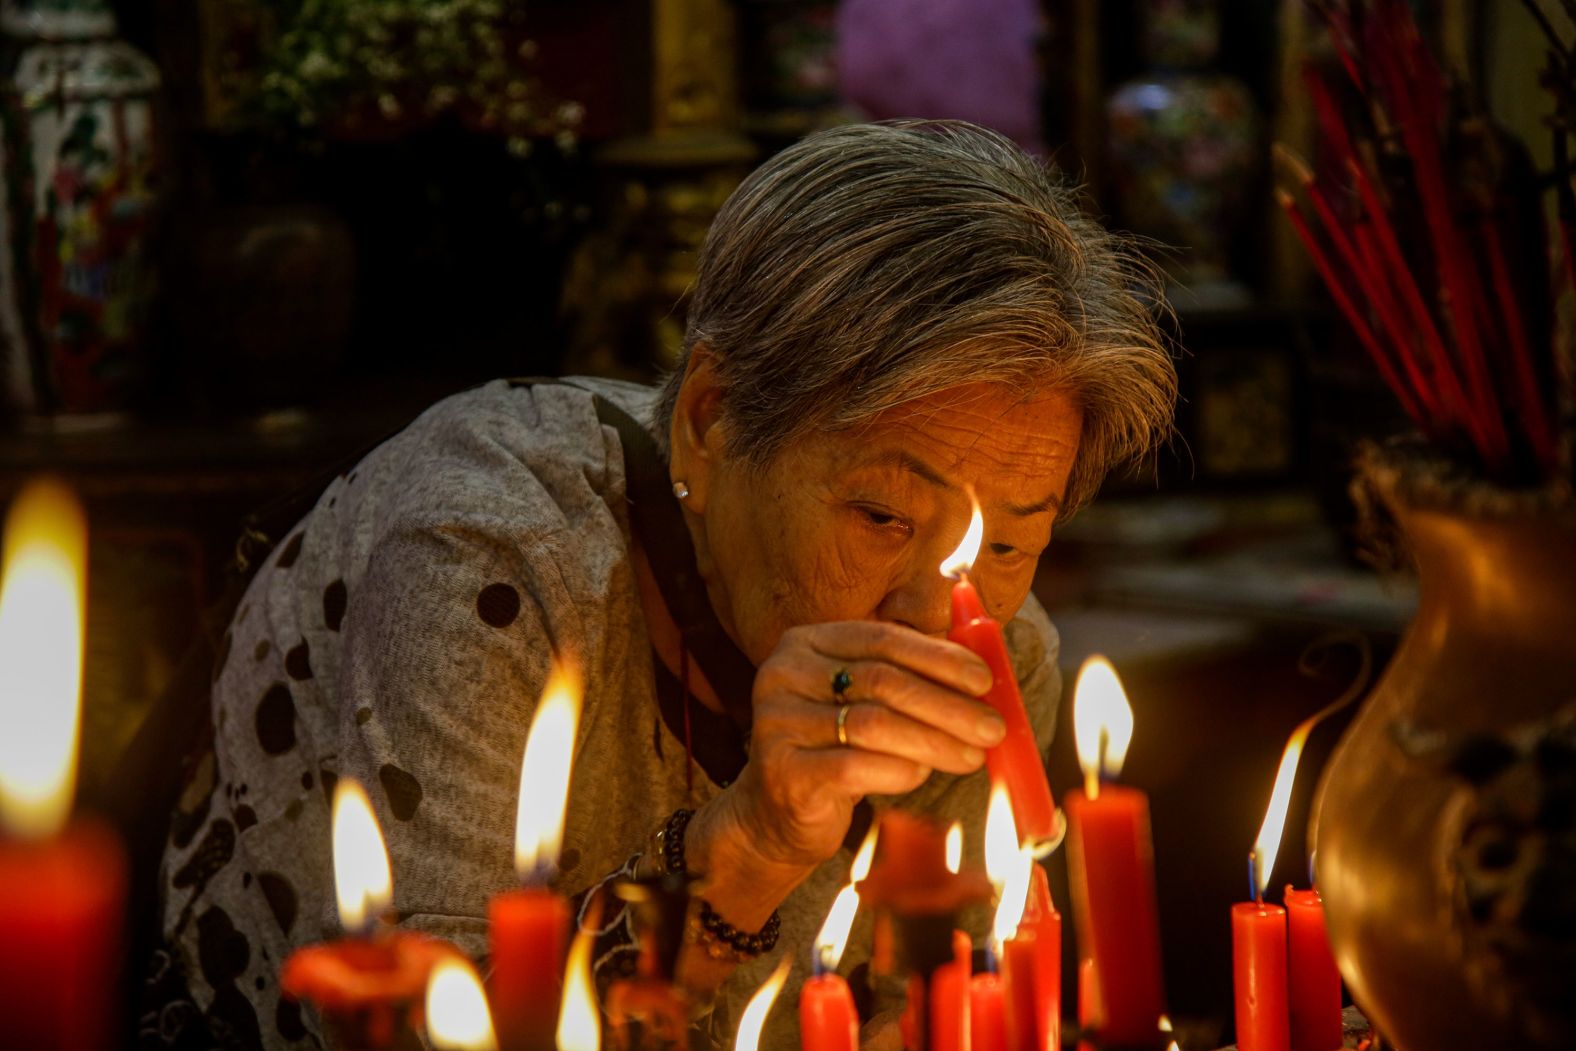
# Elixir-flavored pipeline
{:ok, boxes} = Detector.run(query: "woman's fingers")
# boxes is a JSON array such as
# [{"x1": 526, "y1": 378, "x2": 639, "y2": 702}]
[
  {"x1": 768, "y1": 696, "x2": 985, "y2": 774},
  {"x1": 794, "y1": 621, "x2": 993, "y2": 697},
  {"x1": 796, "y1": 746, "x2": 933, "y2": 798},
  {"x1": 829, "y1": 659, "x2": 1005, "y2": 750}
]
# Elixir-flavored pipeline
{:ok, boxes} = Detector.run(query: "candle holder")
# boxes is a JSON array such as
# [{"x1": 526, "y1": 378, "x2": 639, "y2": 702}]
[
  {"x1": 280, "y1": 926, "x2": 460, "y2": 1051},
  {"x1": 605, "y1": 873, "x2": 695, "y2": 1050}
]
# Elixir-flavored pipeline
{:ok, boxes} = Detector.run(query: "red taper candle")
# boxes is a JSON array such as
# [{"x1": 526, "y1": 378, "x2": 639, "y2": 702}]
[
  {"x1": 1232, "y1": 900, "x2": 1289, "y2": 1051},
  {"x1": 1002, "y1": 863, "x2": 1062, "y2": 1051},
  {"x1": 800, "y1": 970, "x2": 859, "y2": 1051},
  {"x1": 947, "y1": 576, "x2": 1058, "y2": 849},
  {"x1": 1285, "y1": 887, "x2": 1341, "y2": 1051}
]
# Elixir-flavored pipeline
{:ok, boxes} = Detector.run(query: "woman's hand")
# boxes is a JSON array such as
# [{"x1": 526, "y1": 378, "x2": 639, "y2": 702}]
[{"x1": 718, "y1": 621, "x2": 1005, "y2": 872}]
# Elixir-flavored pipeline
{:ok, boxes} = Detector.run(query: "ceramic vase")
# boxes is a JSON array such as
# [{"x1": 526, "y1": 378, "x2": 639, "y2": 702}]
[
  {"x1": 0, "y1": 0, "x2": 160, "y2": 415},
  {"x1": 1312, "y1": 446, "x2": 1576, "y2": 1051}
]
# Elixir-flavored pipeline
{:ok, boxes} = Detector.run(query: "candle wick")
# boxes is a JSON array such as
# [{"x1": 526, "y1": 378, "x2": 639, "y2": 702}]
[
  {"x1": 1248, "y1": 850, "x2": 1263, "y2": 905},
  {"x1": 1084, "y1": 769, "x2": 1099, "y2": 800}
]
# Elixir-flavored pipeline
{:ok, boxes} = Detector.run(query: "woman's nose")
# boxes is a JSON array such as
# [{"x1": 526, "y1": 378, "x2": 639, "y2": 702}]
[{"x1": 876, "y1": 566, "x2": 954, "y2": 637}]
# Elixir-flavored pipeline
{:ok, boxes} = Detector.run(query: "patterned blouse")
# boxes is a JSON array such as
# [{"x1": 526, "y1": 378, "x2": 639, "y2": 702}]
[{"x1": 154, "y1": 377, "x2": 1062, "y2": 1050}]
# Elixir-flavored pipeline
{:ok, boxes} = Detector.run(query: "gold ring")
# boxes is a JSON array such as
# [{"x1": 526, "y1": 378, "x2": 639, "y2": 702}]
[{"x1": 835, "y1": 703, "x2": 853, "y2": 747}]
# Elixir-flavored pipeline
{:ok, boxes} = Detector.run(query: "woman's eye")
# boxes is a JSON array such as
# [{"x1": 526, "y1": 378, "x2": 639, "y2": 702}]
[
  {"x1": 853, "y1": 505, "x2": 912, "y2": 536},
  {"x1": 989, "y1": 542, "x2": 1019, "y2": 557}
]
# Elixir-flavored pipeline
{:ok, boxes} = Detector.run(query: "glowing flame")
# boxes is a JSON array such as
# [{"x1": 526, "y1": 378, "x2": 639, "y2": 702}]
[
  {"x1": 985, "y1": 783, "x2": 1032, "y2": 944},
  {"x1": 0, "y1": 479, "x2": 87, "y2": 840},
  {"x1": 814, "y1": 884, "x2": 861, "y2": 972},
  {"x1": 944, "y1": 821, "x2": 963, "y2": 874},
  {"x1": 815, "y1": 825, "x2": 878, "y2": 972},
  {"x1": 557, "y1": 916, "x2": 600, "y2": 1051},
  {"x1": 1073, "y1": 656, "x2": 1134, "y2": 797},
  {"x1": 734, "y1": 959, "x2": 790, "y2": 1051},
  {"x1": 332, "y1": 778, "x2": 392, "y2": 933},
  {"x1": 939, "y1": 487, "x2": 984, "y2": 579},
  {"x1": 851, "y1": 823, "x2": 877, "y2": 882},
  {"x1": 425, "y1": 959, "x2": 497, "y2": 1051},
  {"x1": 514, "y1": 660, "x2": 582, "y2": 881},
  {"x1": 1251, "y1": 718, "x2": 1317, "y2": 898}
]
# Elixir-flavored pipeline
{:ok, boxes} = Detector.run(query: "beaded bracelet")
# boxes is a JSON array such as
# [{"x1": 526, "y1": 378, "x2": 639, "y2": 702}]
[{"x1": 655, "y1": 807, "x2": 780, "y2": 960}]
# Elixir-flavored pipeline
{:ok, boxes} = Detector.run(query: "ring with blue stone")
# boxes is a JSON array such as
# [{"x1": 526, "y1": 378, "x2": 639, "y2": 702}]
[{"x1": 831, "y1": 668, "x2": 853, "y2": 703}]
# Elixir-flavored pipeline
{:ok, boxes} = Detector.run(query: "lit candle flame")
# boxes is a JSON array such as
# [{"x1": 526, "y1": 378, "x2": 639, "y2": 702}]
[
  {"x1": 0, "y1": 479, "x2": 87, "y2": 840},
  {"x1": 1251, "y1": 717, "x2": 1317, "y2": 899},
  {"x1": 986, "y1": 782, "x2": 1032, "y2": 945},
  {"x1": 332, "y1": 778, "x2": 392, "y2": 934},
  {"x1": 557, "y1": 915, "x2": 600, "y2": 1051},
  {"x1": 851, "y1": 823, "x2": 877, "y2": 882},
  {"x1": 814, "y1": 824, "x2": 878, "y2": 972},
  {"x1": 425, "y1": 958, "x2": 497, "y2": 1051},
  {"x1": 514, "y1": 660, "x2": 582, "y2": 882},
  {"x1": 944, "y1": 821, "x2": 963, "y2": 874},
  {"x1": 939, "y1": 487, "x2": 984, "y2": 579},
  {"x1": 814, "y1": 884, "x2": 860, "y2": 972},
  {"x1": 733, "y1": 959, "x2": 790, "y2": 1051},
  {"x1": 1073, "y1": 656, "x2": 1133, "y2": 798}
]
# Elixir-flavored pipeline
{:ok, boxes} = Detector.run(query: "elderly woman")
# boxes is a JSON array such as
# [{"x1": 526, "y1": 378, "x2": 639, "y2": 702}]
[{"x1": 154, "y1": 120, "x2": 1174, "y2": 1049}]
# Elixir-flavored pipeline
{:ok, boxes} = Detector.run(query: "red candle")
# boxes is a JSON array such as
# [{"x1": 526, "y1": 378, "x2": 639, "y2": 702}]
[
  {"x1": 1284, "y1": 888, "x2": 1341, "y2": 1051},
  {"x1": 1232, "y1": 901, "x2": 1289, "y2": 1051},
  {"x1": 489, "y1": 662, "x2": 582, "y2": 1051},
  {"x1": 800, "y1": 972, "x2": 859, "y2": 1051},
  {"x1": 940, "y1": 497, "x2": 1058, "y2": 849},
  {"x1": 1065, "y1": 658, "x2": 1166, "y2": 1048},
  {"x1": 898, "y1": 932, "x2": 973, "y2": 1051},
  {"x1": 0, "y1": 821, "x2": 126, "y2": 1051},
  {"x1": 946, "y1": 575, "x2": 1058, "y2": 848},
  {"x1": 0, "y1": 479, "x2": 126, "y2": 1051},
  {"x1": 489, "y1": 886, "x2": 571, "y2": 1050},
  {"x1": 970, "y1": 964, "x2": 1011, "y2": 1051}
]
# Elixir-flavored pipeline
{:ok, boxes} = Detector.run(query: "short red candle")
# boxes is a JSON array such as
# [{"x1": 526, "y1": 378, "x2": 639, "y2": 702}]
[
  {"x1": 1284, "y1": 888, "x2": 1341, "y2": 1051},
  {"x1": 1066, "y1": 785, "x2": 1166, "y2": 1047},
  {"x1": 970, "y1": 968, "x2": 1010, "y2": 1051},
  {"x1": 800, "y1": 970, "x2": 859, "y2": 1051},
  {"x1": 1231, "y1": 901, "x2": 1289, "y2": 1051},
  {"x1": 281, "y1": 930, "x2": 458, "y2": 1050},
  {"x1": 948, "y1": 576, "x2": 1058, "y2": 847},
  {"x1": 488, "y1": 885, "x2": 571, "y2": 1051},
  {"x1": 0, "y1": 820, "x2": 125, "y2": 1051}
]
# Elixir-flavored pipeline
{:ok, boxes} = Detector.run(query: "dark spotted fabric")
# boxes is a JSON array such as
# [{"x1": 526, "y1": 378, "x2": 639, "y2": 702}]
[{"x1": 156, "y1": 379, "x2": 1063, "y2": 1049}]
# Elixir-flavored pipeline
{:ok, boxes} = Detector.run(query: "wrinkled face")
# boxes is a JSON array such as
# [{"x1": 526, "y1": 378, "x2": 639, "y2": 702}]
[{"x1": 677, "y1": 373, "x2": 1082, "y2": 665}]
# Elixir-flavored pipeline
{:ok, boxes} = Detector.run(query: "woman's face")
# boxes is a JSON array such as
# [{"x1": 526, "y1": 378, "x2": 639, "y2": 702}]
[{"x1": 676, "y1": 365, "x2": 1082, "y2": 665}]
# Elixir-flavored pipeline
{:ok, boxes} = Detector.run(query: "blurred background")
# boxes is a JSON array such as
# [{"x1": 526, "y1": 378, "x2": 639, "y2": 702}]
[{"x1": 0, "y1": 0, "x2": 1560, "y2": 1041}]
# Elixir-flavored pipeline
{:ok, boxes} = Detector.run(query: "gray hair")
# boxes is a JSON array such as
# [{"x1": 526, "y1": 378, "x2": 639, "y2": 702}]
[{"x1": 654, "y1": 120, "x2": 1176, "y2": 512}]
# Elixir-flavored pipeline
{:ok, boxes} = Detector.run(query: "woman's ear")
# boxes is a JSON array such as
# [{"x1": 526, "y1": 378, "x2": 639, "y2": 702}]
[{"x1": 668, "y1": 345, "x2": 728, "y2": 512}]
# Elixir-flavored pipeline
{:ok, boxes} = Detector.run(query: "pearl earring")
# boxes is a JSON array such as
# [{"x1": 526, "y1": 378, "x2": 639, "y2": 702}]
[{"x1": 672, "y1": 481, "x2": 690, "y2": 500}]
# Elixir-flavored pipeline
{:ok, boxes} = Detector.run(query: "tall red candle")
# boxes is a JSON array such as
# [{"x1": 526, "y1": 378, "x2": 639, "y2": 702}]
[
  {"x1": 1232, "y1": 901, "x2": 1289, "y2": 1051},
  {"x1": 1076, "y1": 957, "x2": 1099, "y2": 1051},
  {"x1": 1066, "y1": 785, "x2": 1166, "y2": 1046},
  {"x1": 947, "y1": 576, "x2": 1058, "y2": 848},
  {"x1": 0, "y1": 479, "x2": 126, "y2": 1051},
  {"x1": 489, "y1": 661, "x2": 582, "y2": 1051},
  {"x1": 940, "y1": 496, "x2": 1058, "y2": 850},
  {"x1": 1284, "y1": 888, "x2": 1341, "y2": 1051}
]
